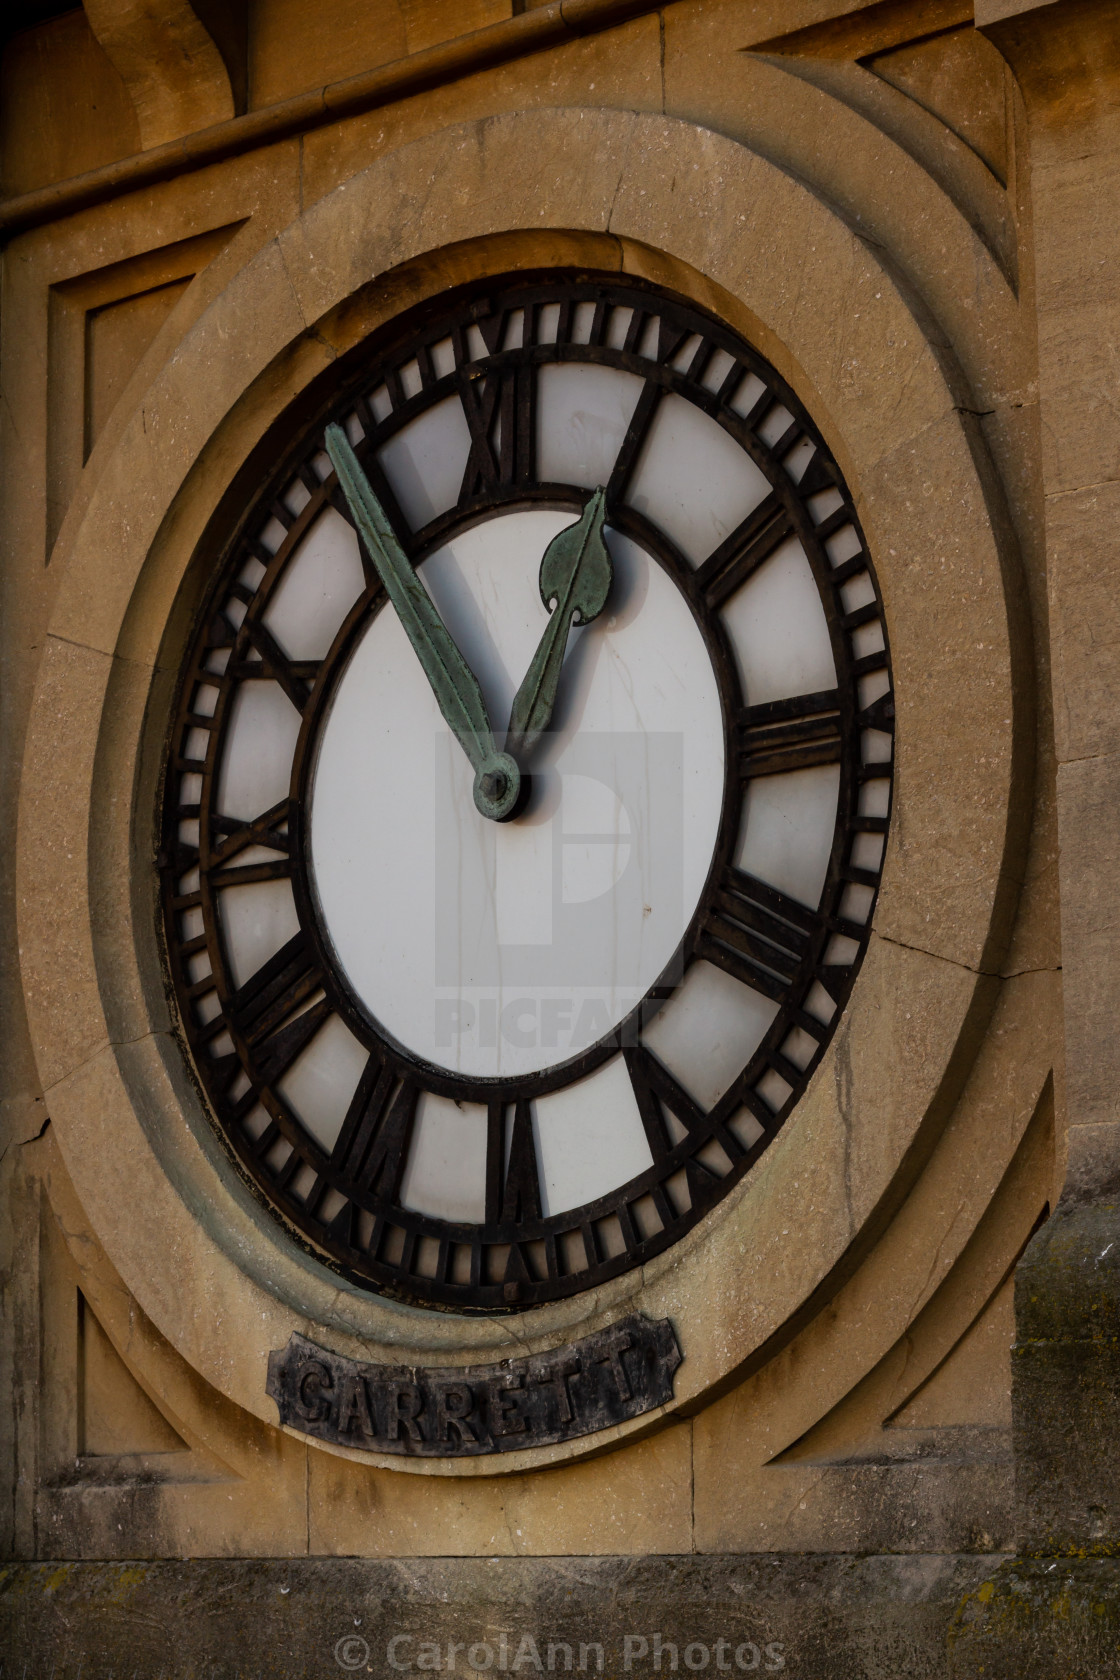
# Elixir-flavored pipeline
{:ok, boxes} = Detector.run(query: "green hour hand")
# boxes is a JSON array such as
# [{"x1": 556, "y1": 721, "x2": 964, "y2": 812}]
[
  {"x1": 324, "y1": 424, "x2": 520, "y2": 822},
  {"x1": 506, "y1": 488, "x2": 613, "y2": 760}
]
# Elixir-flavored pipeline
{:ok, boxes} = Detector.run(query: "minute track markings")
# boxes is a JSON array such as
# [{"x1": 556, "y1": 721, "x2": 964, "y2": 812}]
[{"x1": 160, "y1": 272, "x2": 893, "y2": 1311}]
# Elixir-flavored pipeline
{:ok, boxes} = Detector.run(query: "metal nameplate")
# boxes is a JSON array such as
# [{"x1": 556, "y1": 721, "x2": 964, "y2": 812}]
[{"x1": 267, "y1": 1314, "x2": 682, "y2": 1456}]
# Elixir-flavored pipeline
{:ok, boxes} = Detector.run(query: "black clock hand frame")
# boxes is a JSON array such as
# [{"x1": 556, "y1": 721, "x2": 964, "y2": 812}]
[
  {"x1": 324, "y1": 424, "x2": 522, "y2": 822},
  {"x1": 505, "y1": 488, "x2": 613, "y2": 760}
]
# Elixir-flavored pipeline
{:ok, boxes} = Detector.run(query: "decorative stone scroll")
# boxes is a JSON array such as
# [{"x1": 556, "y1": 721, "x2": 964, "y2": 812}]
[{"x1": 267, "y1": 1314, "x2": 682, "y2": 1456}]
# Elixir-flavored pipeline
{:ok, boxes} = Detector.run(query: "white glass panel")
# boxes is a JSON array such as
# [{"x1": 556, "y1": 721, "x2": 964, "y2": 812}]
[
  {"x1": 804, "y1": 981, "x2": 837, "y2": 1025},
  {"x1": 282, "y1": 477, "x2": 311, "y2": 518},
  {"x1": 605, "y1": 305, "x2": 633, "y2": 349},
  {"x1": 756, "y1": 1068, "x2": 793, "y2": 1113},
  {"x1": 377, "y1": 395, "x2": 472, "y2": 530},
  {"x1": 400, "y1": 359, "x2": 422, "y2": 399},
  {"x1": 735, "y1": 764, "x2": 840, "y2": 908},
  {"x1": 223, "y1": 594, "x2": 248, "y2": 630},
  {"x1": 180, "y1": 905, "x2": 204, "y2": 942},
  {"x1": 859, "y1": 667, "x2": 891, "y2": 708},
  {"x1": 859, "y1": 778, "x2": 891, "y2": 819},
  {"x1": 195, "y1": 990, "x2": 220, "y2": 1025},
  {"x1": 727, "y1": 1109, "x2": 765, "y2": 1151},
  {"x1": 840, "y1": 570, "x2": 877, "y2": 614},
  {"x1": 184, "y1": 727, "x2": 210, "y2": 763},
  {"x1": 219, "y1": 879, "x2": 301, "y2": 989},
  {"x1": 217, "y1": 681, "x2": 300, "y2": 821},
  {"x1": 826, "y1": 523, "x2": 863, "y2": 566},
  {"x1": 721, "y1": 536, "x2": 836, "y2": 706},
  {"x1": 263, "y1": 507, "x2": 365, "y2": 661},
  {"x1": 851, "y1": 831, "x2": 885, "y2": 872},
  {"x1": 537, "y1": 302, "x2": 561, "y2": 344},
  {"x1": 702, "y1": 348, "x2": 736, "y2": 393},
  {"x1": 627, "y1": 393, "x2": 769, "y2": 565},
  {"x1": 571, "y1": 300, "x2": 596, "y2": 343},
  {"x1": 824, "y1": 933, "x2": 860, "y2": 966},
  {"x1": 536, "y1": 362, "x2": 643, "y2": 489},
  {"x1": 430, "y1": 337, "x2": 455, "y2": 379},
  {"x1": 670, "y1": 332, "x2": 703, "y2": 372},
  {"x1": 309, "y1": 512, "x2": 723, "y2": 1081},
  {"x1": 368, "y1": 387, "x2": 392, "y2": 423},
  {"x1": 277, "y1": 1014, "x2": 368, "y2": 1152},
  {"x1": 784, "y1": 438, "x2": 816, "y2": 482},
  {"x1": 243, "y1": 1103, "x2": 271, "y2": 1141},
  {"x1": 863, "y1": 728, "x2": 893, "y2": 764},
  {"x1": 808, "y1": 487, "x2": 844, "y2": 524},
  {"x1": 642, "y1": 960, "x2": 778, "y2": 1111},
  {"x1": 852, "y1": 620, "x2": 886, "y2": 659},
  {"x1": 534, "y1": 1056, "x2": 653, "y2": 1216},
  {"x1": 259, "y1": 516, "x2": 286, "y2": 555},
  {"x1": 781, "y1": 1025, "x2": 817, "y2": 1071},
  {"x1": 729, "y1": 372, "x2": 766, "y2": 417},
  {"x1": 635, "y1": 315, "x2": 659, "y2": 360},
  {"x1": 399, "y1": 1093, "x2": 488, "y2": 1223},
  {"x1": 840, "y1": 882, "x2": 875, "y2": 923},
  {"x1": 230, "y1": 843, "x2": 286, "y2": 869},
  {"x1": 757, "y1": 403, "x2": 794, "y2": 447}
]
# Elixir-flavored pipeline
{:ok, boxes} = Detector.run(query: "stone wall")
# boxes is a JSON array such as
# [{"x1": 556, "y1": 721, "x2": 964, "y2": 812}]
[{"x1": 0, "y1": 0, "x2": 1117, "y2": 1672}]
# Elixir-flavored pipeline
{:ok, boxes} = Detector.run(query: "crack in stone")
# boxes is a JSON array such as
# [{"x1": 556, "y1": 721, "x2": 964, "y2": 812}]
[{"x1": 875, "y1": 930, "x2": 984, "y2": 978}]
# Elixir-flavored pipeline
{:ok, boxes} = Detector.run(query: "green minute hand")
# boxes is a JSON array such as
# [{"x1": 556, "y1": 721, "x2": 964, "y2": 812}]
[
  {"x1": 506, "y1": 488, "x2": 613, "y2": 759},
  {"x1": 324, "y1": 424, "x2": 521, "y2": 822}
]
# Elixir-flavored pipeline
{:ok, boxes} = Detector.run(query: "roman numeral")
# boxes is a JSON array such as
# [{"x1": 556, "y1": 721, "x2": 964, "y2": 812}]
[
  {"x1": 363, "y1": 1083, "x2": 417, "y2": 1203},
  {"x1": 234, "y1": 618, "x2": 321, "y2": 713},
  {"x1": 696, "y1": 867, "x2": 818, "y2": 1001},
  {"x1": 736, "y1": 690, "x2": 843, "y2": 779},
  {"x1": 499, "y1": 1099, "x2": 542, "y2": 1226},
  {"x1": 695, "y1": 492, "x2": 796, "y2": 607},
  {"x1": 626, "y1": 1045, "x2": 706, "y2": 1162},
  {"x1": 205, "y1": 798, "x2": 293, "y2": 885},
  {"x1": 330, "y1": 1058, "x2": 417, "y2": 1202},
  {"x1": 227, "y1": 931, "x2": 329, "y2": 1086},
  {"x1": 485, "y1": 1100, "x2": 544, "y2": 1232},
  {"x1": 627, "y1": 1047, "x2": 742, "y2": 1212},
  {"x1": 458, "y1": 365, "x2": 533, "y2": 496}
]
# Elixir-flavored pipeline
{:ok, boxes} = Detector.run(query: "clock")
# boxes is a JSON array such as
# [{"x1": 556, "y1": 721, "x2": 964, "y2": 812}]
[{"x1": 159, "y1": 271, "x2": 894, "y2": 1313}]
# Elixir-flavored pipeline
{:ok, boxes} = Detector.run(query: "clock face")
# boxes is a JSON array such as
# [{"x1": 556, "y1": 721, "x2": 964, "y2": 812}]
[{"x1": 160, "y1": 273, "x2": 894, "y2": 1311}]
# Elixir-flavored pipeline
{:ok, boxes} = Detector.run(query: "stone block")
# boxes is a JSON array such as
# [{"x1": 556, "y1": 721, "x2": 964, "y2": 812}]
[
  {"x1": 1013, "y1": 1201, "x2": 1120, "y2": 1553},
  {"x1": 0, "y1": 1554, "x2": 998, "y2": 1678}
]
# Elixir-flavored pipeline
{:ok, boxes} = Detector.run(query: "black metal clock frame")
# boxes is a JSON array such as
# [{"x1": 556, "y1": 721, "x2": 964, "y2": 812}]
[{"x1": 158, "y1": 271, "x2": 894, "y2": 1312}]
